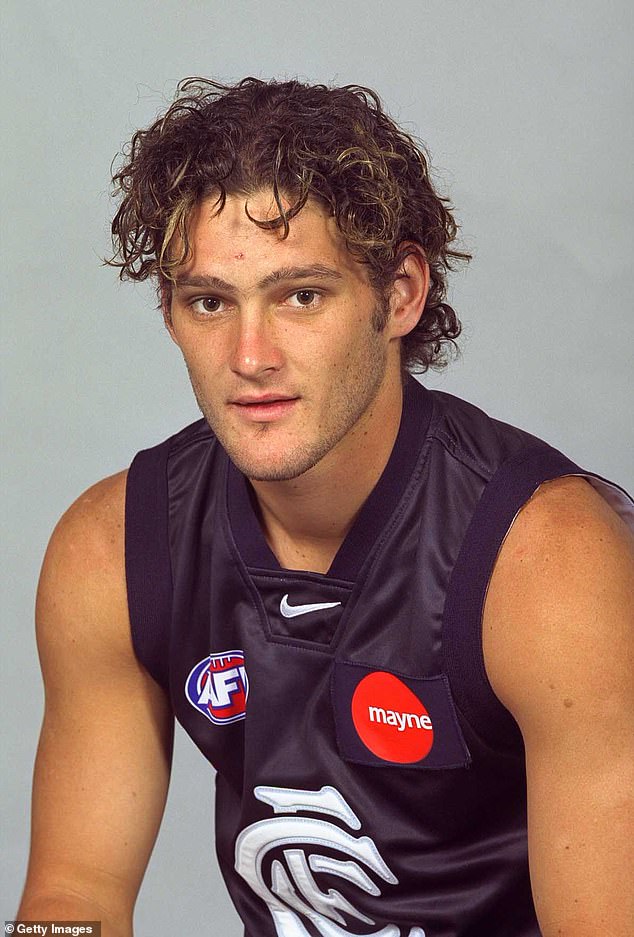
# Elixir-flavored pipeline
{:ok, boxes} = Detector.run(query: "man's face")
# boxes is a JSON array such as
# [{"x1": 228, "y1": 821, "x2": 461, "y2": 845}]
[{"x1": 167, "y1": 191, "x2": 403, "y2": 482}]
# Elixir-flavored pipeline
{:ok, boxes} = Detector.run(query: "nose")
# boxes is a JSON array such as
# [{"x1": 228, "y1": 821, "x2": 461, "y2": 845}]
[{"x1": 229, "y1": 309, "x2": 284, "y2": 379}]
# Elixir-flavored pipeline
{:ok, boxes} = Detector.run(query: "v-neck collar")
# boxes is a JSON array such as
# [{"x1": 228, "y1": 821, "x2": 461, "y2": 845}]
[{"x1": 226, "y1": 376, "x2": 433, "y2": 581}]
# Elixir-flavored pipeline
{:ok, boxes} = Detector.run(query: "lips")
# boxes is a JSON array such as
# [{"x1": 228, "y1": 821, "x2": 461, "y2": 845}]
[
  {"x1": 230, "y1": 394, "x2": 299, "y2": 422},
  {"x1": 233, "y1": 393, "x2": 296, "y2": 405}
]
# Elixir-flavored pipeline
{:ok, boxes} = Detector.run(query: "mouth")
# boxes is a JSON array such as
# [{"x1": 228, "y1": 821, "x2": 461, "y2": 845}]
[{"x1": 229, "y1": 394, "x2": 300, "y2": 422}]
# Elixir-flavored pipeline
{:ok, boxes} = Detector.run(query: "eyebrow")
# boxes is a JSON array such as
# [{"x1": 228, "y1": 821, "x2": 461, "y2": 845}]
[{"x1": 173, "y1": 264, "x2": 343, "y2": 294}]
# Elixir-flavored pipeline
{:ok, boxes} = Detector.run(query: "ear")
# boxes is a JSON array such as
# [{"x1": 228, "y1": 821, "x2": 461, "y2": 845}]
[
  {"x1": 386, "y1": 243, "x2": 430, "y2": 339},
  {"x1": 160, "y1": 279, "x2": 179, "y2": 345}
]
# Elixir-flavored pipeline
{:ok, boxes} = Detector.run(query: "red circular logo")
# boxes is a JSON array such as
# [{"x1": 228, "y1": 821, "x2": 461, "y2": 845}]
[{"x1": 351, "y1": 671, "x2": 434, "y2": 763}]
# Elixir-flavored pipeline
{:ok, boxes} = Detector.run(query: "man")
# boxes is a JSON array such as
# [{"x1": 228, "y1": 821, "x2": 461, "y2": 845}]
[{"x1": 19, "y1": 78, "x2": 634, "y2": 936}]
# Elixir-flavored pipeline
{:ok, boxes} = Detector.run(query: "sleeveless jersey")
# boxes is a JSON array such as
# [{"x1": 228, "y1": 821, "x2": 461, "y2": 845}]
[{"x1": 125, "y1": 378, "x2": 633, "y2": 937}]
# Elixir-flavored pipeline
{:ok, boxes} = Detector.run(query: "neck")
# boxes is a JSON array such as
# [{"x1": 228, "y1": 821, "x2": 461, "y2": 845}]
[{"x1": 251, "y1": 372, "x2": 405, "y2": 573}]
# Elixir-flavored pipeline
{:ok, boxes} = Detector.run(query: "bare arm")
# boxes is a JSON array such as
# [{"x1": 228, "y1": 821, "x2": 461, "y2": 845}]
[
  {"x1": 483, "y1": 476, "x2": 634, "y2": 936},
  {"x1": 19, "y1": 472, "x2": 174, "y2": 936}
]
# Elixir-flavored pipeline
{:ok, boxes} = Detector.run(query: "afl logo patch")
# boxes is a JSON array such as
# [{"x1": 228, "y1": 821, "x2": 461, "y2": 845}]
[
  {"x1": 352, "y1": 671, "x2": 434, "y2": 764},
  {"x1": 185, "y1": 650, "x2": 248, "y2": 725}
]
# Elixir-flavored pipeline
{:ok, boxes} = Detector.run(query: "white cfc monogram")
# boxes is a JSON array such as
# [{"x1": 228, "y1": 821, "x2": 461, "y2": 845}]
[{"x1": 234, "y1": 784, "x2": 427, "y2": 937}]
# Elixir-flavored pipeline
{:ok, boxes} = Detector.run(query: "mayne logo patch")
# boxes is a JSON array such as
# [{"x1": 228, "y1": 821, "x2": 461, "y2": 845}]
[
  {"x1": 185, "y1": 650, "x2": 248, "y2": 725},
  {"x1": 352, "y1": 671, "x2": 435, "y2": 763},
  {"x1": 333, "y1": 661, "x2": 471, "y2": 769}
]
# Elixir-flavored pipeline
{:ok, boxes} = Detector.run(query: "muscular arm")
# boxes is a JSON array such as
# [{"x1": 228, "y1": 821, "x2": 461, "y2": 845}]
[
  {"x1": 19, "y1": 473, "x2": 174, "y2": 936},
  {"x1": 483, "y1": 476, "x2": 634, "y2": 936}
]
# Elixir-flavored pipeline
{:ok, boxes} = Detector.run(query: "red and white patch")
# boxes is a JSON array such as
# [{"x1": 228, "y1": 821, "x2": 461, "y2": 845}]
[
  {"x1": 185, "y1": 650, "x2": 248, "y2": 725},
  {"x1": 351, "y1": 671, "x2": 434, "y2": 763}
]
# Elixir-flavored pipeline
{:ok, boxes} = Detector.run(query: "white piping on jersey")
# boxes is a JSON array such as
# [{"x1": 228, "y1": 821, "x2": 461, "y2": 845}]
[
  {"x1": 235, "y1": 785, "x2": 427, "y2": 937},
  {"x1": 255, "y1": 785, "x2": 361, "y2": 829}
]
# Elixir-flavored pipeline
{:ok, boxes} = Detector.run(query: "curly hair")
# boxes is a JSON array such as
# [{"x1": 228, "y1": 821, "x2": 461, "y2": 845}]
[{"x1": 109, "y1": 77, "x2": 470, "y2": 372}]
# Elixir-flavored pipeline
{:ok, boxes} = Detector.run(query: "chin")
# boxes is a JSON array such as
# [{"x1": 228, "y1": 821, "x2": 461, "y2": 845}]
[
  {"x1": 230, "y1": 454, "x2": 315, "y2": 483},
  {"x1": 226, "y1": 440, "x2": 329, "y2": 483},
  {"x1": 244, "y1": 467, "x2": 306, "y2": 482}
]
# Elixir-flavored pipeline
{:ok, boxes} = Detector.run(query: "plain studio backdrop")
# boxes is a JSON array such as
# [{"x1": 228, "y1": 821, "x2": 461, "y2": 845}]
[{"x1": 2, "y1": 1, "x2": 632, "y2": 933}]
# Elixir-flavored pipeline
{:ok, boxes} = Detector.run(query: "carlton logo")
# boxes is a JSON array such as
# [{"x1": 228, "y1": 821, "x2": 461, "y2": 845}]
[
  {"x1": 351, "y1": 671, "x2": 434, "y2": 763},
  {"x1": 185, "y1": 650, "x2": 248, "y2": 725}
]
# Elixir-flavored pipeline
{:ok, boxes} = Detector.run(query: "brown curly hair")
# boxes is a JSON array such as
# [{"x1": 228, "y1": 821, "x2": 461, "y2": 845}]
[{"x1": 109, "y1": 77, "x2": 470, "y2": 372}]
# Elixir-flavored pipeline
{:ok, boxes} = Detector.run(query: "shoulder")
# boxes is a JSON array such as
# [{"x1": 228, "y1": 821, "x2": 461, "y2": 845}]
[
  {"x1": 37, "y1": 471, "x2": 131, "y2": 664},
  {"x1": 483, "y1": 475, "x2": 634, "y2": 732},
  {"x1": 57, "y1": 468, "x2": 128, "y2": 532},
  {"x1": 43, "y1": 470, "x2": 128, "y2": 583},
  {"x1": 488, "y1": 474, "x2": 633, "y2": 595}
]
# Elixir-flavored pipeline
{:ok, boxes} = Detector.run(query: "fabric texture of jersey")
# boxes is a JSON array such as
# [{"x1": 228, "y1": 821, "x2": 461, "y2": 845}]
[{"x1": 125, "y1": 378, "x2": 633, "y2": 937}]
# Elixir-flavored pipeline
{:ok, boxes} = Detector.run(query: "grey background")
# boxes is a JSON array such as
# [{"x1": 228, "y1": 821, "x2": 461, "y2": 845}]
[{"x1": 2, "y1": 1, "x2": 632, "y2": 934}]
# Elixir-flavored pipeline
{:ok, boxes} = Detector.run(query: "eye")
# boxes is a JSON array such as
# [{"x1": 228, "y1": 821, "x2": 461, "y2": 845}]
[
  {"x1": 191, "y1": 296, "x2": 226, "y2": 316},
  {"x1": 287, "y1": 289, "x2": 320, "y2": 308}
]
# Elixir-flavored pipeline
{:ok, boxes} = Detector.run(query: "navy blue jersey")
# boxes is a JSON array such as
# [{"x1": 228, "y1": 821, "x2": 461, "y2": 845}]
[{"x1": 125, "y1": 378, "x2": 633, "y2": 937}]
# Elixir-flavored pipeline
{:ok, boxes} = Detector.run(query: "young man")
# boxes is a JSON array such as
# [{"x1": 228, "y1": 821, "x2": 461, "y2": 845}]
[{"x1": 19, "y1": 79, "x2": 634, "y2": 936}]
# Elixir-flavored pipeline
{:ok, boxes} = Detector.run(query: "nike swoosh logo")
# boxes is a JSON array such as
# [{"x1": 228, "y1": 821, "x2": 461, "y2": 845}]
[{"x1": 280, "y1": 594, "x2": 342, "y2": 618}]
